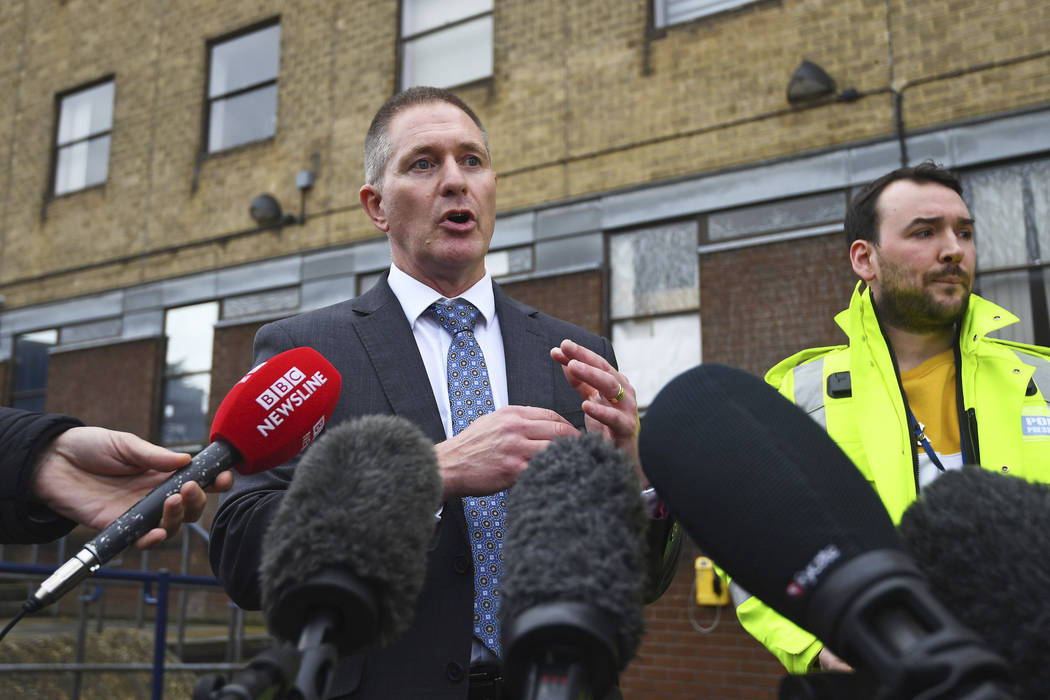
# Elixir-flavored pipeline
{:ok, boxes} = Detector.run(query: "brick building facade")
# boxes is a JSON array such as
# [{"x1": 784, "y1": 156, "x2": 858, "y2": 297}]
[{"x1": 3, "y1": 1, "x2": 1050, "y2": 697}]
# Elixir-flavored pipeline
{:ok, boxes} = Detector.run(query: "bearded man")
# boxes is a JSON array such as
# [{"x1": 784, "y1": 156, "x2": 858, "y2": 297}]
[{"x1": 731, "y1": 161, "x2": 1050, "y2": 674}]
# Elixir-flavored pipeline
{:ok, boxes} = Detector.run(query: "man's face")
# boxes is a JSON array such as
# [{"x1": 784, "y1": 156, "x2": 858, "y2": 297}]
[
  {"x1": 360, "y1": 101, "x2": 496, "y2": 292},
  {"x1": 859, "y1": 179, "x2": 976, "y2": 332}
]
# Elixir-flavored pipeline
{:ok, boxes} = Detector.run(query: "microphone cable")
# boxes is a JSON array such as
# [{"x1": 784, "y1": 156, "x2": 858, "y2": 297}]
[{"x1": 0, "y1": 606, "x2": 29, "y2": 643}]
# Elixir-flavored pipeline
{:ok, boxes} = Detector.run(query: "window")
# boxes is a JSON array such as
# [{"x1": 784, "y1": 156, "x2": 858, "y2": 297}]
[
  {"x1": 705, "y1": 191, "x2": 845, "y2": 244},
  {"x1": 53, "y1": 79, "x2": 113, "y2": 195},
  {"x1": 206, "y1": 21, "x2": 281, "y2": 153},
  {"x1": 962, "y1": 157, "x2": 1050, "y2": 346},
  {"x1": 609, "y1": 222, "x2": 701, "y2": 408},
  {"x1": 11, "y1": 330, "x2": 58, "y2": 412},
  {"x1": 485, "y1": 246, "x2": 533, "y2": 278},
  {"x1": 400, "y1": 0, "x2": 493, "y2": 89},
  {"x1": 160, "y1": 302, "x2": 218, "y2": 448},
  {"x1": 653, "y1": 0, "x2": 759, "y2": 28}
]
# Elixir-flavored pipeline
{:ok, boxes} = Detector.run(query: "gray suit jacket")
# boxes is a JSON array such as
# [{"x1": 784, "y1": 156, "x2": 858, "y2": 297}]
[{"x1": 210, "y1": 275, "x2": 649, "y2": 698}]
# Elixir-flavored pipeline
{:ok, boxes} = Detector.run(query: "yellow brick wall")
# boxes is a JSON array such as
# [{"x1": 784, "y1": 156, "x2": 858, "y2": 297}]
[
  {"x1": 2, "y1": 0, "x2": 1049, "y2": 308},
  {"x1": 890, "y1": 0, "x2": 1050, "y2": 129}
]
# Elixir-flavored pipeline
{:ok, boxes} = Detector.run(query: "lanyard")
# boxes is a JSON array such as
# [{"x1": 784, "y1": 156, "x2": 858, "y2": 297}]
[{"x1": 908, "y1": 407, "x2": 946, "y2": 472}]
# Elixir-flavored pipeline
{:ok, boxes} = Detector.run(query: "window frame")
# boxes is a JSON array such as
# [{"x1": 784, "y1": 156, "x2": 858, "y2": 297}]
[
  {"x1": 9, "y1": 329, "x2": 58, "y2": 412},
  {"x1": 603, "y1": 219, "x2": 702, "y2": 409},
  {"x1": 961, "y1": 155, "x2": 1050, "y2": 346},
  {"x1": 397, "y1": 1, "x2": 494, "y2": 91},
  {"x1": 49, "y1": 75, "x2": 115, "y2": 198},
  {"x1": 159, "y1": 301, "x2": 219, "y2": 450},
  {"x1": 652, "y1": 0, "x2": 762, "y2": 29},
  {"x1": 202, "y1": 16, "x2": 282, "y2": 155}
]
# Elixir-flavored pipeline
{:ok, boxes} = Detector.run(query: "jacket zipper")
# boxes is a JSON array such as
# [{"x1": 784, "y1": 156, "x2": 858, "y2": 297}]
[{"x1": 953, "y1": 341, "x2": 980, "y2": 465}]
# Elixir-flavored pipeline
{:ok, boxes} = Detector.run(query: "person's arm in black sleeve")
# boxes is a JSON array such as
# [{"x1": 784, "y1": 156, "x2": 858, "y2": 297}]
[
  {"x1": 0, "y1": 407, "x2": 82, "y2": 544},
  {"x1": 208, "y1": 322, "x2": 297, "y2": 610}
]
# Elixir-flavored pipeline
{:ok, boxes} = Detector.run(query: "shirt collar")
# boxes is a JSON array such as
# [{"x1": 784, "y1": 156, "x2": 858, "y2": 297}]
[{"x1": 387, "y1": 263, "x2": 496, "y2": 328}]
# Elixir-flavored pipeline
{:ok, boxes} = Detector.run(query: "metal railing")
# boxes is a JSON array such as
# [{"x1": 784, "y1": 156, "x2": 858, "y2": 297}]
[{"x1": 0, "y1": 523, "x2": 253, "y2": 700}]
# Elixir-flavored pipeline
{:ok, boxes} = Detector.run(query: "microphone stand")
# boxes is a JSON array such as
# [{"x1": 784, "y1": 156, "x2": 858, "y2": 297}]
[
  {"x1": 193, "y1": 644, "x2": 300, "y2": 700},
  {"x1": 193, "y1": 625, "x2": 340, "y2": 700},
  {"x1": 198, "y1": 569, "x2": 381, "y2": 700},
  {"x1": 289, "y1": 610, "x2": 341, "y2": 700},
  {"x1": 503, "y1": 601, "x2": 620, "y2": 700}
]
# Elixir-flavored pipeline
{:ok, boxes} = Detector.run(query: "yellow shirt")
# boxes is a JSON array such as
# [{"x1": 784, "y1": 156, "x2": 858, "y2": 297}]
[{"x1": 900, "y1": 348, "x2": 964, "y2": 487}]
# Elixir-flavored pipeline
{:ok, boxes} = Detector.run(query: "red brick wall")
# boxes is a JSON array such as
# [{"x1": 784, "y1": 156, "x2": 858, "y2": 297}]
[
  {"x1": 700, "y1": 233, "x2": 857, "y2": 377},
  {"x1": 620, "y1": 540, "x2": 784, "y2": 699},
  {"x1": 502, "y1": 270, "x2": 605, "y2": 337},
  {"x1": 208, "y1": 320, "x2": 270, "y2": 424},
  {"x1": 46, "y1": 337, "x2": 165, "y2": 438}
]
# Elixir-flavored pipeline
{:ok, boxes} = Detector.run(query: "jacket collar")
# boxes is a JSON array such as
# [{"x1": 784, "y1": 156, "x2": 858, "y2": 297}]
[{"x1": 836, "y1": 281, "x2": 1018, "y2": 354}]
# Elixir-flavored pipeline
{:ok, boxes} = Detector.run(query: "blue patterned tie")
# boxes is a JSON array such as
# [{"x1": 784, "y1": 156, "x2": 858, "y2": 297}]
[{"x1": 427, "y1": 299, "x2": 504, "y2": 656}]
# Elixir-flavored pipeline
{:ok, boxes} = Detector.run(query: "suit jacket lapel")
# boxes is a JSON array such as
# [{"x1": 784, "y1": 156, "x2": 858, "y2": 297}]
[
  {"x1": 494, "y1": 282, "x2": 555, "y2": 410},
  {"x1": 351, "y1": 276, "x2": 447, "y2": 444}
]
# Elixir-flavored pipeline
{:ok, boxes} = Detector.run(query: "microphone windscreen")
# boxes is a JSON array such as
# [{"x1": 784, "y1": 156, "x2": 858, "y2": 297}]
[
  {"x1": 501, "y1": 433, "x2": 648, "y2": 665},
  {"x1": 638, "y1": 364, "x2": 904, "y2": 626},
  {"x1": 259, "y1": 415, "x2": 442, "y2": 648},
  {"x1": 210, "y1": 346, "x2": 342, "y2": 474},
  {"x1": 899, "y1": 467, "x2": 1050, "y2": 698}
]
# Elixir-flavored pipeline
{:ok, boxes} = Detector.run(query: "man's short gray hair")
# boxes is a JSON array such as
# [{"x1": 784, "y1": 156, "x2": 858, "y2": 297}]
[{"x1": 363, "y1": 86, "x2": 491, "y2": 191}]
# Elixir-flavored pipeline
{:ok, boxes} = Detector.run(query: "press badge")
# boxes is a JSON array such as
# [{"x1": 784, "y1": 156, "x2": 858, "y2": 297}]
[{"x1": 1021, "y1": 405, "x2": 1050, "y2": 440}]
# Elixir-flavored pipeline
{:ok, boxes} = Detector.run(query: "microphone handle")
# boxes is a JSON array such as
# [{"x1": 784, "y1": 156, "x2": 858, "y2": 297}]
[
  {"x1": 27, "y1": 440, "x2": 240, "y2": 612},
  {"x1": 88, "y1": 439, "x2": 240, "y2": 561},
  {"x1": 523, "y1": 658, "x2": 594, "y2": 700},
  {"x1": 193, "y1": 644, "x2": 300, "y2": 700}
]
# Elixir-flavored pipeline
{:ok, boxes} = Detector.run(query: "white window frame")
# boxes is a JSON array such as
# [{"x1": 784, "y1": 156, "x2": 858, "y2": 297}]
[{"x1": 399, "y1": 0, "x2": 494, "y2": 89}]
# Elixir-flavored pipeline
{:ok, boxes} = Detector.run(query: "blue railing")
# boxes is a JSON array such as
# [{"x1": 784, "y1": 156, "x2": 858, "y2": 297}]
[{"x1": 0, "y1": 560, "x2": 247, "y2": 700}]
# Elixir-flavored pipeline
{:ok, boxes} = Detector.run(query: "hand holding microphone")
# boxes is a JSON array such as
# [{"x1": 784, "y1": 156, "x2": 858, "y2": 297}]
[
  {"x1": 28, "y1": 425, "x2": 230, "y2": 550},
  {"x1": 24, "y1": 346, "x2": 342, "y2": 614}
]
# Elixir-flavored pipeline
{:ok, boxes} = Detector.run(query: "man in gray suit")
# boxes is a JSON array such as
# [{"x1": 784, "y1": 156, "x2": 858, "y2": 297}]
[{"x1": 210, "y1": 87, "x2": 676, "y2": 699}]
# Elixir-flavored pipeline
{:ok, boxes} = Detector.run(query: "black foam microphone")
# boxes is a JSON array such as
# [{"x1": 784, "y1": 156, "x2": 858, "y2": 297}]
[
  {"x1": 639, "y1": 364, "x2": 1013, "y2": 699},
  {"x1": 501, "y1": 433, "x2": 648, "y2": 700},
  {"x1": 258, "y1": 415, "x2": 442, "y2": 699},
  {"x1": 900, "y1": 467, "x2": 1050, "y2": 699}
]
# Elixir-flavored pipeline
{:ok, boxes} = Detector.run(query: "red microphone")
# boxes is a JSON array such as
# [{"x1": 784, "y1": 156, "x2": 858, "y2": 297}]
[
  {"x1": 26, "y1": 347, "x2": 342, "y2": 612},
  {"x1": 210, "y1": 346, "x2": 342, "y2": 474}
]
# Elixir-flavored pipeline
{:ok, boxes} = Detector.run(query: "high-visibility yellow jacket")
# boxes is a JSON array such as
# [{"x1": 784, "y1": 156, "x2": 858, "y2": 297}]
[{"x1": 734, "y1": 282, "x2": 1050, "y2": 673}]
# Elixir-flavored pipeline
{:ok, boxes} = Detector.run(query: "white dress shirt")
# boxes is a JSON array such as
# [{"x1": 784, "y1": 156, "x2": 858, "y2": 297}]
[{"x1": 386, "y1": 263, "x2": 509, "y2": 437}]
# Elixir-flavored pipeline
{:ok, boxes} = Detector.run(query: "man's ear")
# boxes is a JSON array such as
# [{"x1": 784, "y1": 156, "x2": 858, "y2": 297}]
[
  {"x1": 850, "y1": 239, "x2": 878, "y2": 282},
  {"x1": 359, "y1": 185, "x2": 389, "y2": 232}
]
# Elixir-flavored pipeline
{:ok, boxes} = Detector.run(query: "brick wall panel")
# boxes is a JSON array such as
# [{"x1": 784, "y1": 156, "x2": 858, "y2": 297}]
[
  {"x1": 701, "y1": 233, "x2": 857, "y2": 376},
  {"x1": 502, "y1": 270, "x2": 605, "y2": 337},
  {"x1": 619, "y1": 541, "x2": 782, "y2": 699},
  {"x1": 209, "y1": 320, "x2": 270, "y2": 422},
  {"x1": 46, "y1": 337, "x2": 165, "y2": 438}
]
